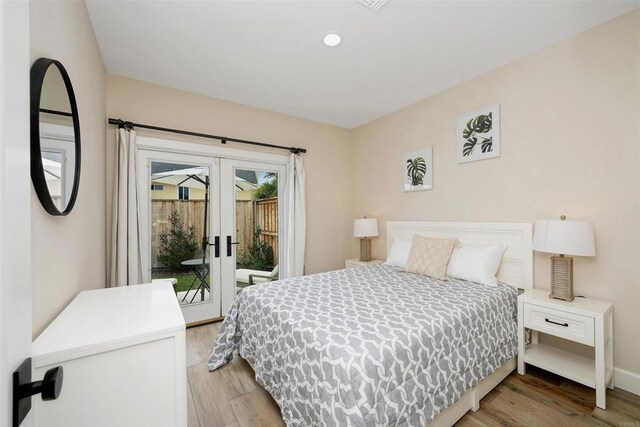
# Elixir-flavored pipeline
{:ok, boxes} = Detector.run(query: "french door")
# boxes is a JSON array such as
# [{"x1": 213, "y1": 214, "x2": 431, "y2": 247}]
[
  {"x1": 220, "y1": 159, "x2": 286, "y2": 315},
  {"x1": 138, "y1": 150, "x2": 221, "y2": 324},
  {"x1": 137, "y1": 149, "x2": 286, "y2": 324}
]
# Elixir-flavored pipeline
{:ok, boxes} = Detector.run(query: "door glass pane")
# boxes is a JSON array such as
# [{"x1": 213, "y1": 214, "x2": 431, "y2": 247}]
[
  {"x1": 150, "y1": 161, "x2": 211, "y2": 306},
  {"x1": 235, "y1": 169, "x2": 279, "y2": 295}
]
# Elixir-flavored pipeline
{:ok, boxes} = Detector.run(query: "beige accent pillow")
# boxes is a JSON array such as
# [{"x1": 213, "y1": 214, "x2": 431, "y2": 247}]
[{"x1": 404, "y1": 235, "x2": 459, "y2": 280}]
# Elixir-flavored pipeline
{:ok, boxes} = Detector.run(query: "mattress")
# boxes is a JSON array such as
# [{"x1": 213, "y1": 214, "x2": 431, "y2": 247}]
[{"x1": 208, "y1": 264, "x2": 518, "y2": 426}]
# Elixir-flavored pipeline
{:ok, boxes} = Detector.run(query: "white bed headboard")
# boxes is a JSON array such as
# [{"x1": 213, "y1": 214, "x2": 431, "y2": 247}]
[{"x1": 386, "y1": 221, "x2": 533, "y2": 290}]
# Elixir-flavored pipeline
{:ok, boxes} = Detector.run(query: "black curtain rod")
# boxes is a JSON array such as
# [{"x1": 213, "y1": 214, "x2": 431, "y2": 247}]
[
  {"x1": 40, "y1": 108, "x2": 73, "y2": 117},
  {"x1": 107, "y1": 118, "x2": 306, "y2": 154}
]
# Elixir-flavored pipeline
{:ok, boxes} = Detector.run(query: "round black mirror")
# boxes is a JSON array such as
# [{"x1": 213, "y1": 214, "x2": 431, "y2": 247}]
[{"x1": 30, "y1": 58, "x2": 81, "y2": 216}]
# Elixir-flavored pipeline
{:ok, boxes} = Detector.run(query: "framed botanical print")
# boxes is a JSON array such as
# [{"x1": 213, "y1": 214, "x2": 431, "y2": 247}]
[
  {"x1": 403, "y1": 146, "x2": 433, "y2": 192},
  {"x1": 457, "y1": 104, "x2": 500, "y2": 163}
]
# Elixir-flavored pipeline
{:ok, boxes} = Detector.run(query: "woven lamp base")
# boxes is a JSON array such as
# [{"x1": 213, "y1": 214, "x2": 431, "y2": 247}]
[
  {"x1": 549, "y1": 255, "x2": 574, "y2": 302},
  {"x1": 359, "y1": 238, "x2": 372, "y2": 262}
]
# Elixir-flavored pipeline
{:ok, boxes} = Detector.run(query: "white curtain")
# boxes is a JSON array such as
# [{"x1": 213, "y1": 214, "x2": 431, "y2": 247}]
[
  {"x1": 285, "y1": 153, "x2": 306, "y2": 278},
  {"x1": 109, "y1": 128, "x2": 144, "y2": 287}
]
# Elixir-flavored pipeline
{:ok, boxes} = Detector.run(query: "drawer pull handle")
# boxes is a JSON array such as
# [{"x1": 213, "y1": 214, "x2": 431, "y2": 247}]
[{"x1": 545, "y1": 318, "x2": 569, "y2": 327}]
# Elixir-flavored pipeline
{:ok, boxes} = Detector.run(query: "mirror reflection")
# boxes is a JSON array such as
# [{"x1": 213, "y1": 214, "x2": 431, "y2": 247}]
[{"x1": 39, "y1": 65, "x2": 76, "y2": 211}]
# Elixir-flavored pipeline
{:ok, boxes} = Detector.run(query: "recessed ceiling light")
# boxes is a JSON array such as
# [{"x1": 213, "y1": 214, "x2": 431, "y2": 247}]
[{"x1": 323, "y1": 33, "x2": 342, "y2": 47}]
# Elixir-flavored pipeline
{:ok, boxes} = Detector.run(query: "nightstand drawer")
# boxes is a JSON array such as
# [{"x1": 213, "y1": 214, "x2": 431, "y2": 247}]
[{"x1": 523, "y1": 303, "x2": 594, "y2": 346}]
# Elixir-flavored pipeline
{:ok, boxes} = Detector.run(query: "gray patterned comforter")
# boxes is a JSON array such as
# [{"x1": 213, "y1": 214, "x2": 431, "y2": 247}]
[{"x1": 208, "y1": 264, "x2": 517, "y2": 426}]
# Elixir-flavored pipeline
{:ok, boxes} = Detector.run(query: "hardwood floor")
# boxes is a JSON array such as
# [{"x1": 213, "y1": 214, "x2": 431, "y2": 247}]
[
  {"x1": 187, "y1": 322, "x2": 640, "y2": 427},
  {"x1": 186, "y1": 322, "x2": 284, "y2": 427}
]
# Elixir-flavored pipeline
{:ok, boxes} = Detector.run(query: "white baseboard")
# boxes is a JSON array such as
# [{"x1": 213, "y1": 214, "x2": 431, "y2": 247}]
[{"x1": 615, "y1": 367, "x2": 640, "y2": 396}]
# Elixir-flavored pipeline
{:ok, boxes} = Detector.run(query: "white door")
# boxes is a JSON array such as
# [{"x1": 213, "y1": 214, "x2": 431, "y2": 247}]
[
  {"x1": 220, "y1": 159, "x2": 286, "y2": 315},
  {"x1": 0, "y1": 1, "x2": 33, "y2": 426},
  {"x1": 137, "y1": 150, "x2": 222, "y2": 324}
]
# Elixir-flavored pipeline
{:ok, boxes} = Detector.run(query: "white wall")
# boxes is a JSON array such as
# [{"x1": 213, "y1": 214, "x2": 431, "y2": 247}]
[{"x1": 30, "y1": 0, "x2": 107, "y2": 337}]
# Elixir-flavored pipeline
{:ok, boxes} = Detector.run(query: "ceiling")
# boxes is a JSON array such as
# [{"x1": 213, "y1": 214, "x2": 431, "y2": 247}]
[{"x1": 87, "y1": 1, "x2": 638, "y2": 129}]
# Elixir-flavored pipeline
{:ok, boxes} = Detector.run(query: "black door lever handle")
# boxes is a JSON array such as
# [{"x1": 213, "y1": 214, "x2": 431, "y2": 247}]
[
  {"x1": 208, "y1": 236, "x2": 220, "y2": 258},
  {"x1": 13, "y1": 358, "x2": 63, "y2": 427},
  {"x1": 227, "y1": 235, "x2": 239, "y2": 257}
]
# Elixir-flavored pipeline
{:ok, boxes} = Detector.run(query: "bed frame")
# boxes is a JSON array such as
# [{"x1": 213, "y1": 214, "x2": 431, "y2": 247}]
[{"x1": 386, "y1": 221, "x2": 533, "y2": 425}]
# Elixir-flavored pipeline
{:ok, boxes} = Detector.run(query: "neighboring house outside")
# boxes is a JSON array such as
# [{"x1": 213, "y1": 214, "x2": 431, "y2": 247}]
[
  {"x1": 235, "y1": 190, "x2": 254, "y2": 201},
  {"x1": 235, "y1": 170, "x2": 259, "y2": 201},
  {"x1": 150, "y1": 183, "x2": 207, "y2": 200},
  {"x1": 150, "y1": 163, "x2": 259, "y2": 201}
]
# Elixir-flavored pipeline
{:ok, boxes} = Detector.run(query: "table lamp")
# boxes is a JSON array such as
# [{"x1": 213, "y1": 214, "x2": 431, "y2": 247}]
[
  {"x1": 354, "y1": 218, "x2": 379, "y2": 262},
  {"x1": 532, "y1": 215, "x2": 596, "y2": 301}
]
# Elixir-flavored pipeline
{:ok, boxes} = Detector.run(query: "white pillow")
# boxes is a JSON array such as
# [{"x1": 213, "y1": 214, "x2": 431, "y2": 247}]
[
  {"x1": 446, "y1": 243, "x2": 506, "y2": 286},
  {"x1": 384, "y1": 236, "x2": 412, "y2": 268}
]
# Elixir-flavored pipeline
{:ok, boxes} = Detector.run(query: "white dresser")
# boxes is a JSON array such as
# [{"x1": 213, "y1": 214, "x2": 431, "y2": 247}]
[{"x1": 32, "y1": 283, "x2": 187, "y2": 427}]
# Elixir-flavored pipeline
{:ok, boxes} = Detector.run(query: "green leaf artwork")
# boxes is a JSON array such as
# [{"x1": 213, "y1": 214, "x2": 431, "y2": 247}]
[
  {"x1": 462, "y1": 112, "x2": 493, "y2": 157},
  {"x1": 406, "y1": 157, "x2": 427, "y2": 186}
]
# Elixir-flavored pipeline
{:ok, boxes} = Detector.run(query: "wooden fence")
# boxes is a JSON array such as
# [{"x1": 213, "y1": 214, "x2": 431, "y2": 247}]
[
  {"x1": 256, "y1": 197, "x2": 278, "y2": 262},
  {"x1": 235, "y1": 200, "x2": 253, "y2": 257},
  {"x1": 151, "y1": 199, "x2": 278, "y2": 269}
]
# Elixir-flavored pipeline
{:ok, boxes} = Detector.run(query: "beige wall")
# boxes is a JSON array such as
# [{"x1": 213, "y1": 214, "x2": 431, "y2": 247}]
[
  {"x1": 106, "y1": 75, "x2": 353, "y2": 276},
  {"x1": 31, "y1": 0, "x2": 107, "y2": 337},
  {"x1": 352, "y1": 11, "x2": 640, "y2": 376}
]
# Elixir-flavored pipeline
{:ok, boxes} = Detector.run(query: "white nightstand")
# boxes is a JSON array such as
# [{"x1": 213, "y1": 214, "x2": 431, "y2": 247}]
[
  {"x1": 345, "y1": 258, "x2": 383, "y2": 269},
  {"x1": 517, "y1": 289, "x2": 614, "y2": 409}
]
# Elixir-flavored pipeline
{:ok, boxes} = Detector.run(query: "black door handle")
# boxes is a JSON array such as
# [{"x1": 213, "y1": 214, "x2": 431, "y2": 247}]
[
  {"x1": 227, "y1": 235, "x2": 239, "y2": 257},
  {"x1": 13, "y1": 358, "x2": 63, "y2": 427},
  {"x1": 208, "y1": 236, "x2": 220, "y2": 258},
  {"x1": 544, "y1": 318, "x2": 569, "y2": 327}
]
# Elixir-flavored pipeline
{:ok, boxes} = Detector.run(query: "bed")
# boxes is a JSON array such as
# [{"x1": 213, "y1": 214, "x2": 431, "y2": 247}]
[{"x1": 209, "y1": 221, "x2": 533, "y2": 426}]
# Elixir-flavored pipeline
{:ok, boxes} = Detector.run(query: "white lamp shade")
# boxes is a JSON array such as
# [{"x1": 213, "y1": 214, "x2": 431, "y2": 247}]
[
  {"x1": 533, "y1": 219, "x2": 596, "y2": 257},
  {"x1": 354, "y1": 218, "x2": 379, "y2": 238}
]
